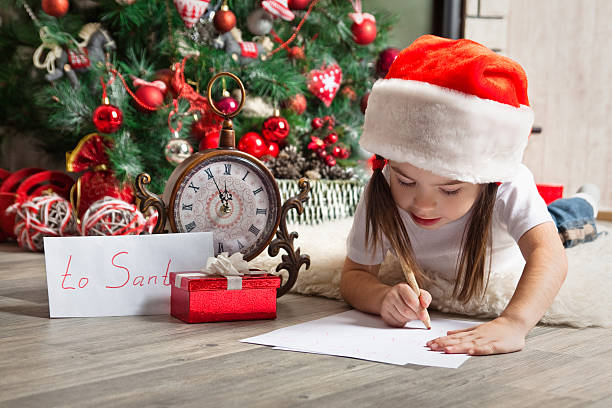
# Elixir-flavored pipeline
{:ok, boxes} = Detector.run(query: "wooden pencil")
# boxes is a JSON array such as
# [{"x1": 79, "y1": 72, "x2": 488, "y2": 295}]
[{"x1": 398, "y1": 257, "x2": 431, "y2": 329}]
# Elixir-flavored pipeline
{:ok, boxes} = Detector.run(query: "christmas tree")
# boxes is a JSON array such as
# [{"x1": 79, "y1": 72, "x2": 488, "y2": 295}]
[{"x1": 0, "y1": 0, "x2": 397, "y2": 195}]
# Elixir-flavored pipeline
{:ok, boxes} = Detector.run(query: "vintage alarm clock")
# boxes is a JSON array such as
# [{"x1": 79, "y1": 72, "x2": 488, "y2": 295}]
[{"x1": 135, "y1": 72, "x2": 310, "y2": 296}]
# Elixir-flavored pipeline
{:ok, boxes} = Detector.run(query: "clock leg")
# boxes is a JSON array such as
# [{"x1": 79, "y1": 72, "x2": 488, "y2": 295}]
[
  {"x1": 134, "y1": 173, "x2": 167, "y2": 234},
  {"x1": 268, "y1": 178, "x2": 311, "y2": 297}
]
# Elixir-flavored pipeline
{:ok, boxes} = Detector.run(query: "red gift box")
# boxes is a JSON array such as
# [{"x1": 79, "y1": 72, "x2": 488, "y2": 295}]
[
  {"x1": 170, "y1": 270, "x2": 281, "y2": 323},
  {"x1": 536, "y1": 184, "x2": 564, "y2": 205}
]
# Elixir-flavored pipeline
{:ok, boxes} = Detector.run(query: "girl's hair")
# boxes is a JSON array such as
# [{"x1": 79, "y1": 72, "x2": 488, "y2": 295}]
[{"x1": 364, "y1": 159, "x2": 499, "y2": 303}]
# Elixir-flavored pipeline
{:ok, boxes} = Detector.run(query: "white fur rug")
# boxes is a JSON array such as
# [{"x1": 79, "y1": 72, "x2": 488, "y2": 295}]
[{"x1": 251, "y1": 219, "x2": 612, "y2": 328}]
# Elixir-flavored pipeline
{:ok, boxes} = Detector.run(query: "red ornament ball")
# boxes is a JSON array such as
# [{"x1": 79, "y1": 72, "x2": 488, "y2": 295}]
[
  {"x1": 311, "y1": 117, "x2": 324, "y2": 129},
  {"x1": 265, "y1": 142, "x2": 280, "y2": 159},
  {"x1": 323, "y1": 115, "x2": 335, "y2": 128},
  {"x1": 214, "y1": 8, "x2": 237, "y2": 33},
  {"x1": 325, "y1": 155, "x2": 337, "y2": 167},
  {"x1": 283, "y1": 94, "x2": 307, "y2": 115},
  {"x1": 376, "y1": 47, "x2": 401, "y2": 77},
  {"x1": 199, "y1": 133, "x2": 220, "y2": 151},
  {"x1": 216, "y1": 96, "x2": 239, "y2": 115},
  {"x1": 262, "y1": 115, "x2": 290, "y2": 143},
  {"x1": 93, "y1": 104, "x2": 123, "y2": 134},
  {"x1": 325, "y1": 132, "x2": 338, "y2": 144},
  {"x1": 238, "y1": 132, "x2": 267, "y2": 158},
  {"x1": 288, "y1": 0, "x2": 309, "y2": 10},
  {"x1": 42, "y1": 0, "x2": 69, "y2": 17},
  {"x1": 351, "y1": 19, "x2": 377, "y2": 45},
  {"x1": 360, "y1": 92, "x2": 370, "y2": 114},
  {"x1": 135, "y1": 85, "x2": 164, "y2": 111},
  {"x1": 333, "y1": 146, "x2": 350, "y2": 159}
]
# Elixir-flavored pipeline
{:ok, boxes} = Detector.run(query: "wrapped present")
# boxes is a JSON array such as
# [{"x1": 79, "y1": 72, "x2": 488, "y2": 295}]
[
  {"x1": 536, "y1": 184, "x2": 564, "y2": 205},
  {"x1": 170, "y1": 253, "x2": 281, "y2": 323},
  {"x1": 66, "y1": 133, "x2": 134, "y2": 217}
]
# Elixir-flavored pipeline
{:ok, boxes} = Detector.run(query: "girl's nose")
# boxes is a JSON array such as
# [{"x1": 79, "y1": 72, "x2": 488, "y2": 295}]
[{"x1": 413, "y1": 191, "x2": 436, "y2": 212}]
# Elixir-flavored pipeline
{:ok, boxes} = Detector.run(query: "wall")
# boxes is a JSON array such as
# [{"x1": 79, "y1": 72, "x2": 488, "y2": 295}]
[
  {"x1": 464, "y1": 0, "x2": 612, "y2": 212},
  {"x1": 365, "y1": 0, "x2": 433, "y2": 48}
]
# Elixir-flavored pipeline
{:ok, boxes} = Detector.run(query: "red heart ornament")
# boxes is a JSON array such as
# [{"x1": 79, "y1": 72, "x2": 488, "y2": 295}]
[{"x1": 307, "y1": 64, "x2": 342, "y2": 107}]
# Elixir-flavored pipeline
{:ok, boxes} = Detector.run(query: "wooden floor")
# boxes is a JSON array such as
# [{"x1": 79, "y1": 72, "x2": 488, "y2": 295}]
[{"x1": 2, "y1": 236, "x2": 612, "y2": 408}]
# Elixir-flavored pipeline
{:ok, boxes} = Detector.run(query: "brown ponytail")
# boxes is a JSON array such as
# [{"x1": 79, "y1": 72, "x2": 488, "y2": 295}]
[
  {"x1": 364, "y1": 156, "x2": 425, "y2": 285},
  {"x1": 453, "y1": 182, "x2": 498, "y2": 303}
]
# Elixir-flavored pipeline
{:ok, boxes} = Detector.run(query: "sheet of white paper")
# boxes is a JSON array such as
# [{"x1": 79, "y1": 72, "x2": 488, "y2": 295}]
[
  {"x1": 241, "y1": 310, "x2": 483, "y2": 368},
  {"x1": 44, "y1": 232, "x2": 213, "y2": 317}
]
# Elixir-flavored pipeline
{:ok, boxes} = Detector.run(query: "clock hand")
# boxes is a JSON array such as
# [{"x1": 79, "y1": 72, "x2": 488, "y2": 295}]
[
  {"x1": 212, "y1": 177, "x2": 226, "y2": 203},
  {"x1": 224, "y1": 180, "x2": 233, "y2": 202}
]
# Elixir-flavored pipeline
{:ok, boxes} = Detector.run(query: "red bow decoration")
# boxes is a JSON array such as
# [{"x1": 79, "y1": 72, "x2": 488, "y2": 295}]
[
  {"x1": 369, "y1": 154, "x2": 387, "y2": 171},
  {"x1": 66, "y1": 133, "x2": 134, "y2": 217}
]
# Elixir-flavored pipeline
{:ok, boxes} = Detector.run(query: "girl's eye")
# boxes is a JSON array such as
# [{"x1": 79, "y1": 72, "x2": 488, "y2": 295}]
[
  {"x1": 441, "y1": 188, "x2": 461, "y2": 196},
  {"x1": 398, "y1": 179, "x2": 415, "y2": 187}
]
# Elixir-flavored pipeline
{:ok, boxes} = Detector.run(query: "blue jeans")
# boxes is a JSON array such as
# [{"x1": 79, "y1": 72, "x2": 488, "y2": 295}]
[{"x1": 548, "y1": 197, "x2": 601, "y2": 248}]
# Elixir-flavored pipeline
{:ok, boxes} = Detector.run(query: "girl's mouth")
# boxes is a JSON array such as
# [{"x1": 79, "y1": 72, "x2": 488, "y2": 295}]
[{"x1": 410, "y1": 213, "x2": 441, "y2": 226}]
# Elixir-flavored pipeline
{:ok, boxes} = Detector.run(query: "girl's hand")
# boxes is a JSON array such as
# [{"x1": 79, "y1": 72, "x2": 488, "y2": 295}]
[
  {"x1": 426, "y1": 316, "x2": 528, "y2": 355},
  {"x1": 381, "y1": 283, "x2": 431, "y2": 327}
]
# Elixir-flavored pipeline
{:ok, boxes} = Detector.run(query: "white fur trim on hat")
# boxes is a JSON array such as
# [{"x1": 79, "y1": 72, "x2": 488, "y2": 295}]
[{"x1": 360, "y1": 79, "x2": 535, "y2": 183}]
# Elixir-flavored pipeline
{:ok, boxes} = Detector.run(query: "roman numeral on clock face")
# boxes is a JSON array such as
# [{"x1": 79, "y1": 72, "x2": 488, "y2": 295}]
[
  {"x1": 249, "y1": 224, "x2": 260, "y2": 236},
  {"x1": 256, "y1": 208, "x2": 267, "y2": 215},
  {"x1": 218, "y1": 242, "x2": 224, "y2": 253},
  {"x1": 224, "y1": 164, "x2": 231, "y2": 175},
  {"x1": 182, "y1": 204, "x2": 193, "y2": 211},
  {"x1": 185, "y1": 221, "x2": 196, "y2": 232},
  {"x1": 204, "y1": 168, "x2": 214, "y2": 179},
  {"x1": 237, "y1": 240, "x2": 245, "y2": 249},
  {"x1": 188, "y1": 182, "x2": 199, "y2": 193},
  {"x1": 253, "y1": 187, "x2": 263, "y2": 195}
]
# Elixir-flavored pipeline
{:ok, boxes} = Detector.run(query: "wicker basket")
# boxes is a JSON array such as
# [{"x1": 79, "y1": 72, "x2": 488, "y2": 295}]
[{"x1": 277, "y1": 179, "x2": 366, "y2": 225}]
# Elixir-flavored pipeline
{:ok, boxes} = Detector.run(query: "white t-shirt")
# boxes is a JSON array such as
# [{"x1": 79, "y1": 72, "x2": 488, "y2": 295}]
[{"x1": 346, "y1": 164, "x2": 554, "y2": 280}]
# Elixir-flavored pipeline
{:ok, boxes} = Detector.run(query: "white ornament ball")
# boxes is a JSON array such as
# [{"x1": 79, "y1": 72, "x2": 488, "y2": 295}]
[{"x1": 165, "y1": 138, "x2": 194, "y2": 164}]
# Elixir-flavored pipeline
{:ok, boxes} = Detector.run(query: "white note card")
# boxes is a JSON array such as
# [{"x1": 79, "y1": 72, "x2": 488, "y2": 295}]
[
  {"x1": 43, "y1": 232, "x2": 213, "y2": 317},
  {"x1": 241, "y1": 310, "x2": 483, "y2": 368}
]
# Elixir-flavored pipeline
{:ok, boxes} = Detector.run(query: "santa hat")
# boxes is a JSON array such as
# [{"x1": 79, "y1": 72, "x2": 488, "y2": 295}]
[{"x1": 360, "y1": 35, "x2": 534, "y2": 183}]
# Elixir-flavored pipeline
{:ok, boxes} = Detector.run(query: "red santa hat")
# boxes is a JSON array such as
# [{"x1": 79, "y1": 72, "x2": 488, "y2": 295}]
[{"x1": 360, "y1": 35, "x2": 534, "y2": 183}]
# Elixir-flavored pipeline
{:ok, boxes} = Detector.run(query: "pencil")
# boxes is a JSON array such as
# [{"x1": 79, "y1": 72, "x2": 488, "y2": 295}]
[{"x1": 398, "y1": 257, "x2": 431, "y2": 329}]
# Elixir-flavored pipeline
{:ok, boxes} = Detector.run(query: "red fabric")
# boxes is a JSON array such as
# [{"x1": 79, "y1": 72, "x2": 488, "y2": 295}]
[
  {"x1": 386, "y1": 35, "x2": 529, "y2": 108},
  {"x1": 240, "y1": 42, "x2": 259, "y2": 58},
  {"x1": 170, "y1": 271, "x2": 281, "y2": 323}
]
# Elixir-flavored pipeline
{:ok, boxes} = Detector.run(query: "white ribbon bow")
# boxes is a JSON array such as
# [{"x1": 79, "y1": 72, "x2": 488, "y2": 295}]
[{"x1": 200, "y1": 252, "x2": 260, "y2": 290}]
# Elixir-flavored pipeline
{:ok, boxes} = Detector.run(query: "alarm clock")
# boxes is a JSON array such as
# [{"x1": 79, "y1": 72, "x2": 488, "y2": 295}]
[{"x1": 135, "y1": 72, "x2": 310, "y2": 296}]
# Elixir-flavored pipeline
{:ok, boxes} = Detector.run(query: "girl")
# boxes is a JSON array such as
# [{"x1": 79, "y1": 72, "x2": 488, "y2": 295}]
[{"x1": 341, "y1": 35, "x2": 601, "y2": 356}]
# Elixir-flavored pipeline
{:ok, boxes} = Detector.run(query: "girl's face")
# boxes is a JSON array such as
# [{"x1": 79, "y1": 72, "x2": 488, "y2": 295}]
[{"x1": 388, "y1": 161, "x2": 482, "y2": 230}]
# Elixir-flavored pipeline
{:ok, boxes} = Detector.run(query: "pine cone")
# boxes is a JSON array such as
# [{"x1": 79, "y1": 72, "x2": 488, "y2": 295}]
[
  {"x1": 303, "y1": 151, "x2": 354, "y2": 180},
  {"x1": 266, "y1": 146, "x2": 306, "y2": 179}
]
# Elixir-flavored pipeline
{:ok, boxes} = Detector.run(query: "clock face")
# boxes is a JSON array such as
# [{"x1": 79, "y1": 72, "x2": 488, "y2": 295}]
[{"x1": 169, "y1": 153, "x2": 280, "y2": 260}]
